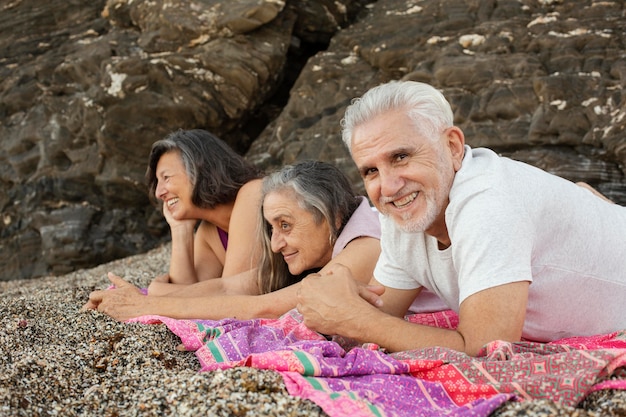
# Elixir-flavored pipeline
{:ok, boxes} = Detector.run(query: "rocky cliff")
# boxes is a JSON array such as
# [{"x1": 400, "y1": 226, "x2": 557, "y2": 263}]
[{"x1": 1, "y1": 0, "x2": 624, "y2": 281}]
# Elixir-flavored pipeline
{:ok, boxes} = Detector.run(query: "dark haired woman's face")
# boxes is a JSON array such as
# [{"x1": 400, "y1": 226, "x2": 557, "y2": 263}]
[
  {"x1": 263, "y1": 191, "x2": 333, "y2": 275},
  {"x1": 155, "y1": 151, "x2": 196, "y2": 219}
]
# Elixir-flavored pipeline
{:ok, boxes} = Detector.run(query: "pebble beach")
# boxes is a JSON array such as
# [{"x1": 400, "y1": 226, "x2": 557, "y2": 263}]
[{"x1": 1, "y1": 244, "x2": 624, "y2": 416}]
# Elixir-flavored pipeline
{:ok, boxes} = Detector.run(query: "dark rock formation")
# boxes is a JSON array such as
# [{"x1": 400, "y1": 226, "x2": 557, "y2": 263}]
[
  {"x1": 0, "y1": 0, "x2": 624, "y2": 281},
  {"x1": 249, "y1": 0, "x2": 626, "y2": 197}
]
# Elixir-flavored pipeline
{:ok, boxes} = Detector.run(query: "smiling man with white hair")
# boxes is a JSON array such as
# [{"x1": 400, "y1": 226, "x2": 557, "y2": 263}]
[{"x1": 296, "y1": 80, "x2": 626, "y2": 356}]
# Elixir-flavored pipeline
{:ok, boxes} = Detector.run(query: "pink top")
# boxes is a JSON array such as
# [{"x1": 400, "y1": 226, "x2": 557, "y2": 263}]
[{"x1": 332, "y1": 197, "x2": 381, "y2": 258}]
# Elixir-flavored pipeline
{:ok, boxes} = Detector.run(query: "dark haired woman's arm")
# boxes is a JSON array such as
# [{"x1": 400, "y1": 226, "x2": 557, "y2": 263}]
[
  {"x1": 221, "y1": 179, "x2": 264, "y2": 277},
  {"x1": 82, "y1": 269, "x2": 290, "y2": 321},
  {"x1": 83, "y1": 270, "x2": 260, "y2": 321},
  {"x1": 168, "y1": 220, "x2": 224, "y2": 284}
]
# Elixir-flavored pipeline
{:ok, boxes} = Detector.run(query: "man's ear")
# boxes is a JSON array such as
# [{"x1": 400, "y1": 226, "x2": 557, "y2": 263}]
[{"x1": 445, "y1": 127, "x2": 465, "y2": 171}]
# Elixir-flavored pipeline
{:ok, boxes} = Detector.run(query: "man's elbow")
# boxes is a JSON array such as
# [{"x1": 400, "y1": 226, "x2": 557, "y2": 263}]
[{"x1": 461, "y1": 333, "x2": 522, "y2": 357}]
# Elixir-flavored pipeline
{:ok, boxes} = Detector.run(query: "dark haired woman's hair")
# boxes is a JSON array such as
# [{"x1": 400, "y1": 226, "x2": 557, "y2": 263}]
[
  {"x1": 256, "y1": 160, "x2": 361, "y2": 294},
  {"x1": 146, "y1": 129, "x2": 262, "y2": 208}
]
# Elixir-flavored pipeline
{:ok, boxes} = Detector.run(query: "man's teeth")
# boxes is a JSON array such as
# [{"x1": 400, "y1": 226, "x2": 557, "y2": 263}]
[
  {"x1": 393, "y1": 192, "x2": 417, "y2": 208},
  {"x1": 167, "y1": 198, "x2": 179, "y2": 207}
]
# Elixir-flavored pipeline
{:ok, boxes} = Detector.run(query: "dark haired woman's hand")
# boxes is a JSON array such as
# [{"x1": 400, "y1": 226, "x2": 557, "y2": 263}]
[{"x1": 161, "y1": 199, "x2": 197, "y2": 230}]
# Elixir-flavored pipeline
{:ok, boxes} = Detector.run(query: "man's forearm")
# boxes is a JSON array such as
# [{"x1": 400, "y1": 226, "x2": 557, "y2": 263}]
[{"x1": 341, "y1": 308, "x2": 467, "y2": 353}]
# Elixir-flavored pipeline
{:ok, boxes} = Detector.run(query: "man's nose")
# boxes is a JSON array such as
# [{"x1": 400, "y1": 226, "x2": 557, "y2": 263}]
[{"x1": 379, "y1": 169, "x2": 403, "y2": 197}]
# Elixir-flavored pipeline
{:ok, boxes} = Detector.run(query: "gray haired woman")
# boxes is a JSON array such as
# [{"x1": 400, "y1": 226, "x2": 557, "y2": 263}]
[{"x1": 257, "y1": 160, "x2": 363, "y2": 293}]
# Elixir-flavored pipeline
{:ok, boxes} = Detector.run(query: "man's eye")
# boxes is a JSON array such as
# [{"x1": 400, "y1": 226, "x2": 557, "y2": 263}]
[
  {"x1": 364, "y1": 168, "x2": 378, "y2": 176},
  {"x1": 281, "y1": 222, "x2": 290, "y2": 230},
  {"x1": 395, "y1": 153, "x2": 408, "y2": 161}
]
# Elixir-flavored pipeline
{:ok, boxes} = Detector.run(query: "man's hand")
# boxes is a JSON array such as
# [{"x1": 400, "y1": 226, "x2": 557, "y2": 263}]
[
  {"x1": 82, "y1": 272, "x2": 147, "y2": 321},
  {"x1": 296, "y1": 264, "x2": 383, "y2": 337}
]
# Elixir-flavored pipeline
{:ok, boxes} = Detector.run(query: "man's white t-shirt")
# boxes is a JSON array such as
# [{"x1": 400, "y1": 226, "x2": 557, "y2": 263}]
[{"x1": 374, "y1": 146, "x2": 626, "y2": 342}]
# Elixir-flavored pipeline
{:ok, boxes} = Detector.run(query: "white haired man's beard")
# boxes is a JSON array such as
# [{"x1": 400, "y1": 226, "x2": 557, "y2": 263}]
[{"x1": 380, "y1": 153, "x2": 455, "y2": 233}]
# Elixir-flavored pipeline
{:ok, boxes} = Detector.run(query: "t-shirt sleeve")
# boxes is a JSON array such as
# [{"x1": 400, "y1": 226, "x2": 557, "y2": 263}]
[{"x1": 374, "y1": 249, "x2": 422, "y2": 290}]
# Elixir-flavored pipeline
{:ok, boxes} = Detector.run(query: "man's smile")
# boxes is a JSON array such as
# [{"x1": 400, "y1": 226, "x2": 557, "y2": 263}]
[{"x1": 392, "y1": 191, "x2": 418, "y2": 208}]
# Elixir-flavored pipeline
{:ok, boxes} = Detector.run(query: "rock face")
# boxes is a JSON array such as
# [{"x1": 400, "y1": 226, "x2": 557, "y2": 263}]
[{"x1": 0, "y1": 0, "x2": 624, "y2": 281}]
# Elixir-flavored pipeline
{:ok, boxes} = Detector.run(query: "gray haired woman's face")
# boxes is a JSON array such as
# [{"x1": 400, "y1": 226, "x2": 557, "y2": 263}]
[{"x1": 262, "y1": 190, "x2": 333, "y2": 275}]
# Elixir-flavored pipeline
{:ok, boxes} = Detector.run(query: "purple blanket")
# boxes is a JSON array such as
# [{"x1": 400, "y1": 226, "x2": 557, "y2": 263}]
[{"x1": 130, "y1": 309, "x2": 626, "y2": 417}]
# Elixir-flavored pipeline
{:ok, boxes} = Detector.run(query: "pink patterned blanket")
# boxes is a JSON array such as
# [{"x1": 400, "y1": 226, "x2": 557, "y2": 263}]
[{"x1": 130, "y1": 310, "x2": 626, "y2": 417}]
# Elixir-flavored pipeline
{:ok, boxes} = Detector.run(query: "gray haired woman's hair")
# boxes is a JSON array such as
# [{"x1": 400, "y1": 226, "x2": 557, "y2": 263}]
[
  {"x1": 146, "y1": 129, "x2": 261, "y2": 208},
  {"x1": 341, "y1": 81, "x2": 454, "y2": 152},
  {"x1": 256, "y1": 160, "x2": 361, "y2": 294}
]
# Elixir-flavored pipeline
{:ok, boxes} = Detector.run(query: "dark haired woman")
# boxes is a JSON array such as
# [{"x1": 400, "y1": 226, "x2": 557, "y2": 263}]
[{"x1": 145, "y1": 129, "x2": 263, "y2": 294}]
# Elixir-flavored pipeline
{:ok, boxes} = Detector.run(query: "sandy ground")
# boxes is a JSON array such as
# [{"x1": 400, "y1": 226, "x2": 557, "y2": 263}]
[{"x1": 1, "y1": 244, "x2": 624, "y2": 416}]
